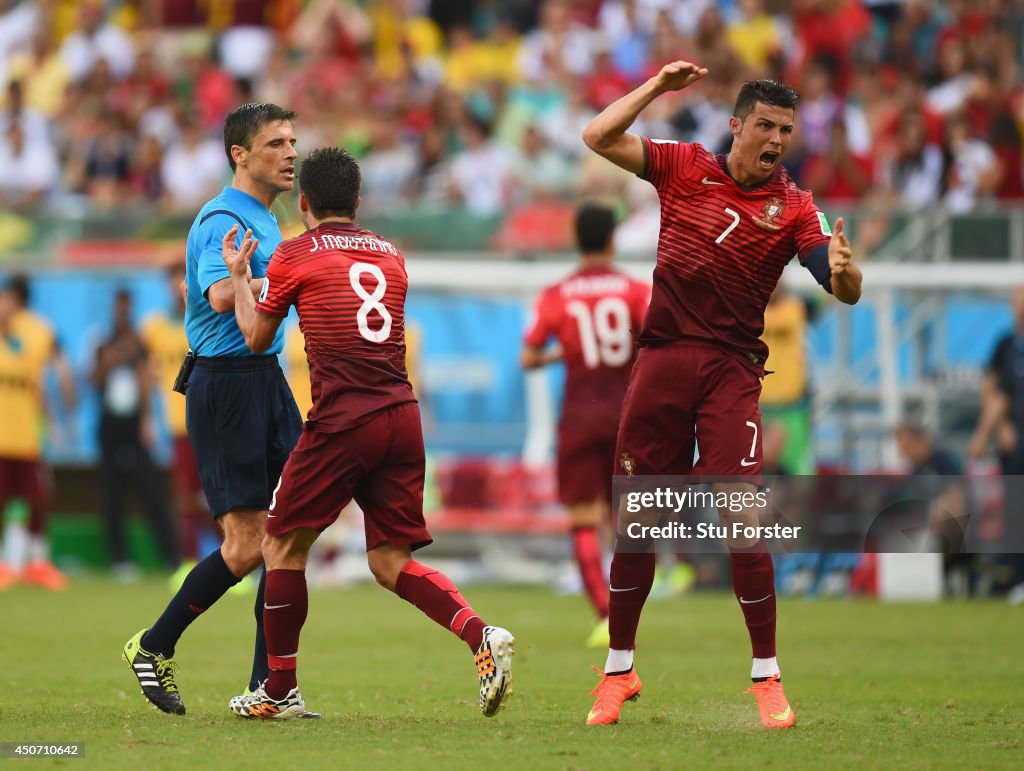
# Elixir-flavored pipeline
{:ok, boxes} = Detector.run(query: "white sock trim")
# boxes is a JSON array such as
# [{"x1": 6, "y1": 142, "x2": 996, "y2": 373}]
[
  {"x1": 751, "y1": 656, "x2": 780, "y2": 679},
  {"x1": 28, "y1": 534, "x2": 49, "y2": 563},
  {"x1": 605, "y1": 648, "x2": 634, "y2": 673},
  {"x1": 449, "y1": 606, "x2": 473, "y2": 632},
  {"x1": 456, "y1": 613, "x2": 480, "y2": 637},
  {"x1": 3, "y1": 520, "x2": 28, "y2": 570}
]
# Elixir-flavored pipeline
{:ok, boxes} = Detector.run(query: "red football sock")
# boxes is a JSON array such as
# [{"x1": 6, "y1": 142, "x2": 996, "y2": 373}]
[
  {"x1": 607, "y1": 552, "x2": 656, "y2": 650},
  {"x1": 263, "y1": 569, "x2": 308, "y2": 700},
  {"x1": 729, "y1": 548, "x2": 776, "y2": 658},
  {"x1": 572, "y1": 526, "x2": 609, "y2": 618},
  {"x1": 396, "y1": 560, "x2": 486, "y2": 652}
]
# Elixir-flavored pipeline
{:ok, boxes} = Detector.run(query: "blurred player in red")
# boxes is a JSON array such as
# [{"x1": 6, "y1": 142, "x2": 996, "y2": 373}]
[
  {"x1": 581, "y1": 64, "x2": 862, "y2": 728},
  {"x1": 142, "y1": 259, "x2": 211, "y2": 588},
  {"x1": 0, "y1": 276, "x2": 76, "y2": 591},
  {"x1": 221, "y1": 147, "x2": 515, "y2": 719},
  {"x1": 521, "y1": 203, "x2": 648, "y2": 647}
]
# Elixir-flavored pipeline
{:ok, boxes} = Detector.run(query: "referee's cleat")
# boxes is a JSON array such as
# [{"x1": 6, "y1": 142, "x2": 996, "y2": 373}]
[
  {"x1": 231, "y1": 683, "x2": 321, "y2": 719},
  {"x1": 475, "y1": 626, "x2": 515, "y2": 717},
  {"x1": 122, "y1": 629, "x2": 185, "y2": 715},
  {"x1": 232, "y1": 685, "x2": 307, "y2": 720}
]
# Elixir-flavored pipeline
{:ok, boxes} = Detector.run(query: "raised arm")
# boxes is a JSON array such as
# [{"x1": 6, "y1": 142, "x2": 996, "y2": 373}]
[
  {"x1": 221, "y1": 225, "x2": 283, "y2": 353},
  {"x1": 581, "y1": 60, "x2": 708, "y2": 174},
  {"x1": 206, "y1": 275, "x2": 270, "y2": 314},
  {"x1": 827, "y1": 217, "x2": 862, "y2": 305}
]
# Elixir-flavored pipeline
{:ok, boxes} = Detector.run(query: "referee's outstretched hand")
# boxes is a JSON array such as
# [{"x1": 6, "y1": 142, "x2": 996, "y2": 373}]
[{"x1": 222, "y1": 224, "x2": 258, "y2": 280}]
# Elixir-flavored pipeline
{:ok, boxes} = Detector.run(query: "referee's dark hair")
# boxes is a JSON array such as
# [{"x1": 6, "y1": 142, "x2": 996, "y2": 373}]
[
  {"x1": 224, "y1": 103, "x2": 296, "y2": 171},
  {"x1": 299, "y1": 147, "x2": 361, "y2": 219},
  {"x1": 575, "y1": 202, "x2": 617, "y2": 254}
]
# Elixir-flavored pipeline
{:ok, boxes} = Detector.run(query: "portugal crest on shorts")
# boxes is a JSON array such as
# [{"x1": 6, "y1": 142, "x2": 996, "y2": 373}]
[
  {"x1": 619, "y1": 451, "x2": 637, "y2": 476},
  {"x1": 753, "y1": 197, "x2": 785, "y2": 231}
]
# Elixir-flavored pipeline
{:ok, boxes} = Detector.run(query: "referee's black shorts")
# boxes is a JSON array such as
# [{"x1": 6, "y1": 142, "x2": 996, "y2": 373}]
[{"x1": 186, "y1": 355, "x2": 303, "y2": 518}]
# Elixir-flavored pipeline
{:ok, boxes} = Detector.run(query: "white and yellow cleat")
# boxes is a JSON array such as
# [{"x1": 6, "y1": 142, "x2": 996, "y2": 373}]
[
  {"x1": 232, "y1": 685, "x2": 307, "y2": 720},
  {"x1": 475, "y1": 626, "x2": 514, "y2": 717},
  {"x1": 230, "y1": 682, "x2": 321, "y2": 719}
]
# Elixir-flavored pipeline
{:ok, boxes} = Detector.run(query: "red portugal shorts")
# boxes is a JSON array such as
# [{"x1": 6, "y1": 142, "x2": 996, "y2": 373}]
[
  {"x1": 171, "y1": 436, "x2": 203, "y2": 496},
  {"x1": 614, "y1": 343, "x2": 764, "y2": 477},
  {"x1": 556, "y1": 419, "x2": 618, "y2": 506},
  {"x1": 0, "y1": 457, "x2": 46, "y2": 510},
  {"x1": 265, "y1": 401, "x2": 432, "y2": 551}
]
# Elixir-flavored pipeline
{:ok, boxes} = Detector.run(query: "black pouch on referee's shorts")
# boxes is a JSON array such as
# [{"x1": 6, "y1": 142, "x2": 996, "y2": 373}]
[{"x1": 172, "y1": 351, "x2": 196, "y2": 394}]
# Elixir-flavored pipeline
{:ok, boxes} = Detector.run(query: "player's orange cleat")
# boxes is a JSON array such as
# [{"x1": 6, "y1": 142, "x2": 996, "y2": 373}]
[
  {"x1": 586, "y1": 665, "x2": 642, "y2": 726},
  {"x1": 0, "y1": 562, "x2": 16, "y2": 590},
  {"x1": 21, "y1": 560, "x2": 68, "y2": 591},
  {"x1": 745, "y1": 674, "x2": 795, "y2": 729}
]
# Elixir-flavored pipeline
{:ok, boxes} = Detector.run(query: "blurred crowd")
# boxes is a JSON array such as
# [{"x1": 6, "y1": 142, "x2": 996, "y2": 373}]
[{"x1": 2, "y1": 0, "x2": 1024, "y2": 243}]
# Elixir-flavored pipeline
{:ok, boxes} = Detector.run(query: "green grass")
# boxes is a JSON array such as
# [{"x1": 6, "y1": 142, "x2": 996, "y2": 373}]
[{"x1": 1, "y1": 579, "x2": 1021, "y2": 770}]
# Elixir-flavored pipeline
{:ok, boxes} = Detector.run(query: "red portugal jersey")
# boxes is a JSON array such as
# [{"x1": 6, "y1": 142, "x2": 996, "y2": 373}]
[
  {"x1": 257, "y1": 222, "x2": 415, "y2": 432},
  {"x1": 639, "y1": 137, "x2": 832, "y2": 367},
  {"x1": 525, "y1": 265, "x2": 649, "y2": 426}
]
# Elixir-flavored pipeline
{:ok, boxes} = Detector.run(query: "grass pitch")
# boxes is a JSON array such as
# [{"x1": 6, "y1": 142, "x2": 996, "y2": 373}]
[{"x1": 1, "y1": 577, "x2": 1021, "y2": 770}]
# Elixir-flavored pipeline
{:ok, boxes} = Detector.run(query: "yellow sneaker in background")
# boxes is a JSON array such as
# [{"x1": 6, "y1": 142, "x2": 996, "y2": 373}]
[
  {"x1": 228, "y1": 573, "x2": 258, "y2": 596},
  {"x1": 167, "y1": 561, "x2": 197, "y2": 593},
  {"x1": 667, "y1": 562, "x2": 696, "y2": 594},
  {"x1": 585, "y1": 617, "x2": 610, "y2": 648}
]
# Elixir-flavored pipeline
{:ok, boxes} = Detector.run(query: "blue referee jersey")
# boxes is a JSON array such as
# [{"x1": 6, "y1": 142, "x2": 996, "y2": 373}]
[{"x1": 185, "y1": 186, "x2": 286, "y2": 356}]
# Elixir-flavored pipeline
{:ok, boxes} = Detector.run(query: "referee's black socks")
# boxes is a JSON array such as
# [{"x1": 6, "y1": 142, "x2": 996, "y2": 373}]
[{"x1": 143, "y1": 550, "x2": 242, "y2": 656}]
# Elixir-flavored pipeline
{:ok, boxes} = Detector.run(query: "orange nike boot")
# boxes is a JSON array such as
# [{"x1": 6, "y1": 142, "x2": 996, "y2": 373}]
[
  {"x1": 586, "y1": 666, "x2": 642, "y2": 726},
  {"x1": 745, "y1": 674, "x2": 796, "y2": 728},
  {"x1": 22, "y1": 560, "x2": 68, "y2": 591},
  {"x1": 0, "y1": 562, "x2": 16, "y2": 590}
]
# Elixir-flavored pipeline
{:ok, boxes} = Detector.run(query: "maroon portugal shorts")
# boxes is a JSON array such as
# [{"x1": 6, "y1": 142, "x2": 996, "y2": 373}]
[
  {"x1": 265, "y1": 401, "x2": 432, "y2": 551},
  {"x1": 556, "y1": 419, "x2": 618, "y2": 506},
  {"x1": 614, "y1": 343, "x2": 764, "y2": 477},
  {"x1": 0, "y1": 457, "x2": 46, "y2": 510},
  {"x1": 171, "y1": 436, "x2": 203, "y2": 496}
]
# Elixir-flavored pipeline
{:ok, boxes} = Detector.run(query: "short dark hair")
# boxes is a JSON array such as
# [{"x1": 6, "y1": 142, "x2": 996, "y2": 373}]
[
  {"x1": 4, "y1": 274, "x2": 29, "y2": 306},
  {"x1": 894, "y1": 421, "x2": 930, "y2": 441},
  {"x1": 299, "y1": 147, "x2": 361, "y2": 219},
  {"x1": 223, "y1": 103, "x2": 296, "y2": 171},
  {"x1": 733, "y1": 80, "x2": 799, "y2": 121},
  {"x1": 575, "y1": 203, "x2": 616, "y2": 254}
]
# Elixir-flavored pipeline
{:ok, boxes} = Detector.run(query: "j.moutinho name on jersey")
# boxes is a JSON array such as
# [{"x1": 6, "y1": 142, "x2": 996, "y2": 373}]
[{"x1": 309, "y1": 233, "x2": 398, "y2": 255}]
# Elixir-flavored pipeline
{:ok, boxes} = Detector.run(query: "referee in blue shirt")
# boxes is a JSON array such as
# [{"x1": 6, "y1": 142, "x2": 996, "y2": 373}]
[{"x1": 122, "y1": 104, "x2": 310, "y2": 717}]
